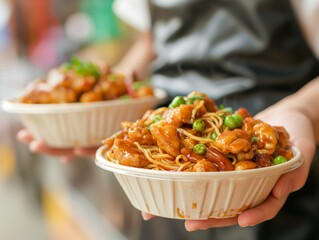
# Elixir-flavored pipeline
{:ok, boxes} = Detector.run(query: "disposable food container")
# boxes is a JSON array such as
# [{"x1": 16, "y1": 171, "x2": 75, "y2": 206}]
[
  {"x1": 2, "y1": 89, "x2": 167, "y2": 148},
  {"x1": 95, "y1": 146, "x2": 302, "y2": 220}
]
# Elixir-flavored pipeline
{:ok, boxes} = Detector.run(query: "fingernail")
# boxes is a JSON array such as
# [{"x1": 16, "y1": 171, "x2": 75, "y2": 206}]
[
  {"x1": 239, "y1": 221, "x2": 250, "y2": 228},
  {"x1": 185, "y1": 223, "x2": 195, "y2": 232},
  {"x1": 29, "y1": 141, "x2": 38, "y2": 152},
  {"x1": 141, "y1": 213, "x2": 151, "y2": 221},
  {"x1": 185, "y1": 226, "x2": 194, "y2": 232},
  {"x1": 185, "y1": 222, "x2": 205, "y2": 232}
]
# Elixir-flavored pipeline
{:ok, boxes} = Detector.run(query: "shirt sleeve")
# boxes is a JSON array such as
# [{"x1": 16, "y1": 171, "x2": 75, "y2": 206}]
[
  {"x1": 291, "y1": 0, "x2": 319, "y2": 59},
  {"x1": 113, "y1": 0, "x2": 151, "y2": 32}
]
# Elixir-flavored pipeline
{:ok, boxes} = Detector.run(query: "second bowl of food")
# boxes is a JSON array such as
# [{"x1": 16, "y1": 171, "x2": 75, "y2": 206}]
[
  {"x1": 95, "y1": 91, "x2": 303, "y2": 220},
  {"x1": 1, "y1": 57, "x2": 167, "y2": 148}
]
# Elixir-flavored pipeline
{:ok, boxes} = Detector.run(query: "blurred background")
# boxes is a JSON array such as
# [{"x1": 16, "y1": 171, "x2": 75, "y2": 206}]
[{"x1": 0, "y1": 0, "x2": 144, "y2": 239}]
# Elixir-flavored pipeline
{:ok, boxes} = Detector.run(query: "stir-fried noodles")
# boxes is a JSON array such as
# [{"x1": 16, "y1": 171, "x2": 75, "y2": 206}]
[{"x1": 102, "y1": 91, "x2": 293, "y2": 172}]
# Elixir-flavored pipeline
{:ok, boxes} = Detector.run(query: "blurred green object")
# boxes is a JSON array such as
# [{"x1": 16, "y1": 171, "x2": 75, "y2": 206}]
[{"x1": 80, "y1": 0, "x2": 121, "y2": 42}]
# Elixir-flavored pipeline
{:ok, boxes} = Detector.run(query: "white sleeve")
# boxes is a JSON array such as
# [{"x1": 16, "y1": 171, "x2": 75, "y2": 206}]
[
  {"x1": 113, "y1": 0, "x2": 151, "y2": 32},
  {"x1": 291, "y1": 0, "x2": 319, "y2": 59}
]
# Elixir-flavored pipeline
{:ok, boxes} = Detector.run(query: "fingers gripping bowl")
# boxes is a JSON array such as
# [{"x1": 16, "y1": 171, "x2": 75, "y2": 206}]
[
  {"x1": 95, "y1": 91, "x2": 303, "y2": 220},
  {"x1": 1, "y1": 57, "x2": 167, "y2": 148}
]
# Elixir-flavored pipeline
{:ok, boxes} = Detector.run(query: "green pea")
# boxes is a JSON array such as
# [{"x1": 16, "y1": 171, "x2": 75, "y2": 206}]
[
  {"x1": 224, "y1": 115, "x2": 237, "y2": 129},
  {"x1": 252, "y1": 137, "x2": 259, "y2": 142},
  {"x1": 211, "y1": 131, "x2": 218, "y2": 140},
  {"x1": 169, "y1": 96, "x2": 186, "y2": 108},
  {"x1": 193, "y1": 119, "x2": 206, "y2": 132},
  {"x1": 224, "y1": 114, "x2": 243, "y2": 129},
  {"x1": 193, "y1": 144, "x2": 206, "y2": 155},
  {"x1": 233, "y1": 114, "x2": 243, "y2": 127},
  {"x1": 273, "y1": 156, "x2": 287, "y2": 165},
  {"x1": 153, "y1": 114, "x2": 162, "y2": 123}
]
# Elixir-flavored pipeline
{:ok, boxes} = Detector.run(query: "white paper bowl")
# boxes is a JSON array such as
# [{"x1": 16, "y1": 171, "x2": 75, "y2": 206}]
[
  {"x1": 1, "y1": 89, "x2": 167, "y2": 148},
  {"x1": 95, "y1": 146, "x2": 302, "y2": 220}
]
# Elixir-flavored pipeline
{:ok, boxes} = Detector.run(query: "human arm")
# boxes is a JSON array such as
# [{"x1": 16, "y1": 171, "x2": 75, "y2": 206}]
[
  {"x1": 112, "y1": 0, "x2": 154, "y2": 78},
  {"x1": 114, "y1": 31, "x2": 155, "y2": 79},
  {"x1": 183, "y1": 77, "x2": 319, "y2": 230}
]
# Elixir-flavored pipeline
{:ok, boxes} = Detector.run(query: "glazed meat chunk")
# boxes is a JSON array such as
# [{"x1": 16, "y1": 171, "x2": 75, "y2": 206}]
[{"x1": 112, "y1": 139, "x2": 149, "y2": 168}]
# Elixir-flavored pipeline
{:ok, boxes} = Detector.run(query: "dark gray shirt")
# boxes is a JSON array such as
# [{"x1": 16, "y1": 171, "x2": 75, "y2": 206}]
[{"x1": 149, "y1": 0, "x2": 319, "y2": 98}]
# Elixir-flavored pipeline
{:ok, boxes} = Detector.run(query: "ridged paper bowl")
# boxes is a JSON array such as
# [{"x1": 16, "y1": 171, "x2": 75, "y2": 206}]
[
  {"x1": 1, "y1": 88, "x2": 167, "y2": 148},
  {"x1": 95, "y1": 146, "x2": 302, "y2": 220}
]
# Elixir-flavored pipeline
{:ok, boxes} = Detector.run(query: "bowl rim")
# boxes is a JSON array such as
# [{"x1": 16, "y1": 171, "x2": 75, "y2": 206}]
[
  {"x1": 95, "y1": 145, "x2": 303, "y2": 180},
  {"x1": 1, "y1": 88, "x2": 167, "y2": 114}
]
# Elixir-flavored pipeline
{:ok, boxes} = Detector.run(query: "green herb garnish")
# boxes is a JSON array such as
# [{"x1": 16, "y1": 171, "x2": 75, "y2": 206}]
[{"x1": 60, "y1": 56, "x2": 101, "y2": 78}]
